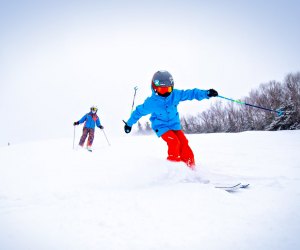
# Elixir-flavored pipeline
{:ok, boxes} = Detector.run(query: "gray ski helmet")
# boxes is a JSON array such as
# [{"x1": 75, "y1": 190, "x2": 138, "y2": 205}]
[{"x1": 152, "y1": 70, "x2": 174, "y2": 87}]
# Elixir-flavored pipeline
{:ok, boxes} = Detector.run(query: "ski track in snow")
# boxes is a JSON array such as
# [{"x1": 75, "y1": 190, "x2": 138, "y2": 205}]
[{"x1": 0, "y1": 131, "x2": 300, "y2": 250}]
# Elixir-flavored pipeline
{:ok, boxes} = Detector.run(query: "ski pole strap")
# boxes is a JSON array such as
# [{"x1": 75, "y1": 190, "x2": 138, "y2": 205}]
[{"x1": 218, "y1": 95, "x2": 283, "y2": 116}]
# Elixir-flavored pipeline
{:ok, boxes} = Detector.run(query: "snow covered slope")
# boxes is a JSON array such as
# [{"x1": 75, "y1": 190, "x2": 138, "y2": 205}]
[{"x1": 0, "y1": 131, "x2": 300, "y2": 250}]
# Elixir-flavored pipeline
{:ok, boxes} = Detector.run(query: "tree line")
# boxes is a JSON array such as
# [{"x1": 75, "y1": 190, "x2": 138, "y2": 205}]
[{"x1": 135, "y1": 72, "x2": 300, "y2": 134}]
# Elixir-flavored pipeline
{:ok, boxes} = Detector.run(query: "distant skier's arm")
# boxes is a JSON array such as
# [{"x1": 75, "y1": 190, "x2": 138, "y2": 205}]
[
  {"x1": 78, "y1": 114, "x2": 87, "y2": 124},
  {"x1": 96, "y1": 118, "x2": 104, "y2": 129},
  {"x1": 96, "y1": 117, "x2": 101, "y2": 128},
  {"x1": 74, "y1": 114, "x2": 87, "y2": 126}
]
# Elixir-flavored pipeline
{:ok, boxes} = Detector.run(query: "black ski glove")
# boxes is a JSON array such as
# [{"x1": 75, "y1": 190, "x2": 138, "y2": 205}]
[
  {"x1": 99, "y1": 125, "x2": 104, "y2": 129},
  {"x1": 123, "y1": 120, "x2": 132, "y2": 134},
  {"x1": 207, "y1": 89, "x2": 218, "y2": 97},
  {"x1": 73, "y1": 121, "x2": 79, "y2": 126}
]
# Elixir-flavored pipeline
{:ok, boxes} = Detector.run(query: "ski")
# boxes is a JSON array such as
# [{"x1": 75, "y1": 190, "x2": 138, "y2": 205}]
[
  {"x1": 215, "y1": 183, "x2": 242, "y2": 192},
  {"x1": 240, "y1": 183, "x2": 250, "y2": 189},
  {"x1": 215, "y1": 183, "x2": 250, "y2": 192}
]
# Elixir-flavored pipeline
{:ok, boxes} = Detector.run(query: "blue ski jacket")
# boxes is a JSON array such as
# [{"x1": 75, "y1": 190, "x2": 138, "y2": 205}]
[
  {"x1": 78, "y1": 112, "x2": 101, "y2": 129},
  {"x1": 126, "y1": 88, "x2": 210, "y2": 137}
]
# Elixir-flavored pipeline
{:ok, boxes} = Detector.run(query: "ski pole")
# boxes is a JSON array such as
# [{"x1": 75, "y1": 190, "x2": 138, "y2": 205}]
[
  {"x1": 218, "y1": 95, "x2": 284, "y2": 116},
  {"x1": 73, "y1": 126, "x2": 76, "y2": 149},
  {"x1": 122, "y1": 86, "x2": 138, "y2": 128},
  {"x1": 102, "y1": 129, "x2": 111, "y2": 146},
  {"x1": 131, "y1": 86, "x2": 138, "y2": 114}
]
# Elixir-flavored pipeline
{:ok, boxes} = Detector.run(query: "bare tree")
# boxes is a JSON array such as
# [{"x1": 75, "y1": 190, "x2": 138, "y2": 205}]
[{"x1": 181, "y1": 71, "x2": 300, "y2": 133}]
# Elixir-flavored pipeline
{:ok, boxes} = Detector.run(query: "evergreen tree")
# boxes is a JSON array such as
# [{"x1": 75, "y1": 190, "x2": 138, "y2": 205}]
[
  {"x1": 267, "y1": 100, "x2": 300, "y2": 130},
  {"x1": 144, "y1": 121, "x2": 153, "y2": 134},
  {"x1": 137, "y1": 121, "x2": 144, "y2": 134}
]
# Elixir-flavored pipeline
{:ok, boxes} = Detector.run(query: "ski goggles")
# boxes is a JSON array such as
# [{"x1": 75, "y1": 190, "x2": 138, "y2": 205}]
[
  {"x1": 153, "y1": 85, "x2": 173, "y2": 95},
  {"x1": 91, "y1": 107, "x2": 98, "y2": 111}
]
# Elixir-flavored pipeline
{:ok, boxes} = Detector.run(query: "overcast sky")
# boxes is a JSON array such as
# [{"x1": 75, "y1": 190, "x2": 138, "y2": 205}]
[{"x1": 0, "y1": 0, "x2": 299, "y2": 146}]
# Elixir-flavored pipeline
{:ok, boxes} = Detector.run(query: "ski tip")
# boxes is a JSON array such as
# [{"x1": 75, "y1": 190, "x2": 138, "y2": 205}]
[
  {"x1": 215, "y1": 183, "x2": 250, "y2": 192},
  {"x1": 215, "y1": 183, "x2": 242, "y2": 192},
  {"x1": 215, "y1": 183, "x2": 241, "y2": 189},
  {"x1": 240, "y1": 183, "x2": 250, "y2": 188}
]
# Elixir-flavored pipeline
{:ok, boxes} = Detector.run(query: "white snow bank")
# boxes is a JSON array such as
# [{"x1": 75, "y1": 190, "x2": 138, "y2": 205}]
[{"x1": 0, "y1": 131, "x2": 299, "y2": 250}]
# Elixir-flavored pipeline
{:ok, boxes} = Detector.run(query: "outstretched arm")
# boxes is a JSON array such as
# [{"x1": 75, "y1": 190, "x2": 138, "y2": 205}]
[
  {"x1": 73, "y1": 114, "x2": 88, "y2": 126},
  {"x1": 177, "y1": 89, "x2": 209, "y2": 101},
  {"x1": 176, "y1": 88, "x2": 218, "y2": 102},
  {"x1": 126, "y1": 99, "x2": 153, "y2": 127},
  {"x1": 124, "y1": 99, "x2": 153, "y2": 133}
]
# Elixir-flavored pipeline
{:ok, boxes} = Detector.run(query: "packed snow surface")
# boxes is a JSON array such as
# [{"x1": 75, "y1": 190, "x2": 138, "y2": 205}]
[{"x1": 0, "y1": 131, "x2": 300, "y2": 250}]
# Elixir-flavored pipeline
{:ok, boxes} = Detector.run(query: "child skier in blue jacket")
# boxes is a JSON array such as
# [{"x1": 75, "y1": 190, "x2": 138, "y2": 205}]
[
  {"x1": 74, "y1": 106, "x2": 104, "y2": 150},
  {"x1": 124, "y1": 70, "x2": 218, "y2": 169}
]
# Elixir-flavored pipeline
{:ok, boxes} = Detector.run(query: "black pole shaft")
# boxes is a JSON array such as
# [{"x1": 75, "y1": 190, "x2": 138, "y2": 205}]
[
  {"x1": 244, "y1": 102, "x2": 278, "y2": 113},
  {"x1": 73, "y1": 126, "x2": 76, "y2": 149}
]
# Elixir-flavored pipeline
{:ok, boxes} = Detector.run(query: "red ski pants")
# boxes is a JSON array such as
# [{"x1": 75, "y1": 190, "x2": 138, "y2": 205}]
[
  {"x1": 161, "y1": 130, "x2": 195, "y2": 168},
  {"x1": 79, "y1": 127, "x2": 95, "y2": 147}
]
